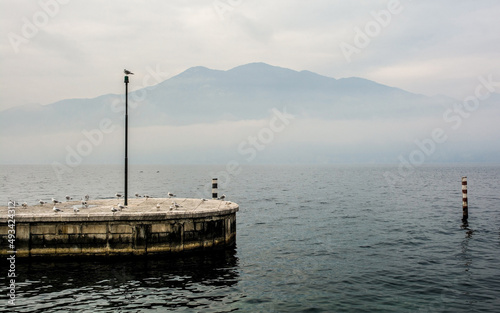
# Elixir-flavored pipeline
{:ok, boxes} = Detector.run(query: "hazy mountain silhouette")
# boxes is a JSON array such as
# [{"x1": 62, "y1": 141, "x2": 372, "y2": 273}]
[
  {"x1": 2, "y1": 63, "x2": 499, "y2": 165},
  {"x1": 0, "y1": 62, "x2": 460, "y2": 135}
]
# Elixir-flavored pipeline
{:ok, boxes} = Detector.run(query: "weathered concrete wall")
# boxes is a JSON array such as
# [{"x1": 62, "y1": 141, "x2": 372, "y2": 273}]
[
  {"x1": 0, "y1": 199, "x2": 238, "y2": 258},
  {"x1": 0, "y1": 213, "x2": 236, "y2": 257}
]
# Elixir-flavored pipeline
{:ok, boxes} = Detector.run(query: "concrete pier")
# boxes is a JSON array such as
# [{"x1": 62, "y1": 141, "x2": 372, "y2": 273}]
[{"x1": 0, "y1": 198, "x2": 238, "y2": 258}]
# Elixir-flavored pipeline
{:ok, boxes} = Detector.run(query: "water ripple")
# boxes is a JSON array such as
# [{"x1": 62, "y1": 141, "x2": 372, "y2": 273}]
[{"x1": 1, "y1": 165, "x2": 500, "y2": 312}]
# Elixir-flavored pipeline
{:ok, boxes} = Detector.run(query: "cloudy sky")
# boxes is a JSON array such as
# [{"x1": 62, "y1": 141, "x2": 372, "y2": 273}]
[{"x1": 1, "y1": 0, "x2": 499, "y2": 110}]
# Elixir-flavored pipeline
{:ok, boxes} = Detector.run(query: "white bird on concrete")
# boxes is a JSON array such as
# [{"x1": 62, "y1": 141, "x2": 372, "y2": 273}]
[
  {"x1": 65, "y1": 195, "x2": 72, "y2": 201},
  {"x1": 118, "y1": 203, "x2": 125, "y2": 210},
  {"x1": 201, "y1": 198, "x2": 207, "y2": 201},
  {"x1": 53, "y1": 206, "x2": 62, "y2": 213},
  {"x1": 52, "y1": 198, "x2": 60, "y2": 204},
  {"x1": 135, "y1": 193, "x2": 141, "y2": 198},
  {"x1": 115, "y1": 193, "x2": 123, "y2": 199},
  {"x1": 168, "y1": 192, "x2": 176, "y2": 198},
  {"x1": 73, "y1": 207, "x2": 79, "y2": 213},
  {"x1": 39, "y1": 199, "x2": 47, "y2": 205},
  {"x1": 81, "y1": 198, "x2": 88, "y2": 208},
  {"x1": 84, "y1": 194, "x2": 90, "y2": 201},
  {"x1": 22, "y1": 202, "x2": 28, "y2": 208},
  {"x1": 156, "y1": 203, "x2": 161, "y2": 209},
  {"x1": 124, "y1": 69, "x2": 134, "y2": 75},
  {"x1": 172, "y1": 201, "x2": 180, "y2": 208},
  {"x1": 144, "y1": 195, "x2": 150, "y2": 199},
  {"x1": 111, "y1": 206, "x2": 118, "y2": 213},
  {"x1": 169, "y1": 205, "x2": 175, "y2": 210}
]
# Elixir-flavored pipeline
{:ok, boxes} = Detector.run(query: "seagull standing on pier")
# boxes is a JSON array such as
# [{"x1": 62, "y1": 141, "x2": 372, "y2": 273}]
[
  {"x1": 135, "y1": 193, "x2": 141, "y2": 198},
  {"x1": 115, "y1": 193, "x2": 123, "y2": 199},
  {"x1": 84, "y1": 194, "x2": 90, "y2": 201},
  {"x1": 22, "y1": 202, "x2": 28, "y2": 208},
  {"x1": 53, "y1": 206, "x2": 62, "y2": 213},
  {"x1": 124, "y1": 69, "x2": 134, "y2": 75},
  {"x1": 73, "y1": 207, "x2": 79, "y2": 213},
  {"x1": 111, "y1": 206, "x2": 118, "y2": 213},
  {"x1": 39, "y1": 200, "x2": 47, "y2": 205},
  {"x1": 52, "y1": 198, "x2": 60, "y2": 204},
  {"x1": 168, "y1": 192, "x2": 176, "y2": 198}
]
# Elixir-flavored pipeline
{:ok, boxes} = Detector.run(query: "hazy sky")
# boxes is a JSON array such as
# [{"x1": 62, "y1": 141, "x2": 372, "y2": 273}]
[{"x1": 1, "y1": 0, "x2": 499, "y2": 110}]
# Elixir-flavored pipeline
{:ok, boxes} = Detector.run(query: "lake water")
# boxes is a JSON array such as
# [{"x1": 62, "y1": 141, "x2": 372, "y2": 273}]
[{"x1": 1, "y1": 164, "x2": 499, "y2": 312}]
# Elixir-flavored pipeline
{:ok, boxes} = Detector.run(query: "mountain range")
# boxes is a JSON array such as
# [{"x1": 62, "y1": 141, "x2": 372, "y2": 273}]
[
  {"x1": 0, "y1": 62, "x2": 456, "y2": 132},
  {"x1": 1, "y1": 62, "x2": 499, "y2": 164}
]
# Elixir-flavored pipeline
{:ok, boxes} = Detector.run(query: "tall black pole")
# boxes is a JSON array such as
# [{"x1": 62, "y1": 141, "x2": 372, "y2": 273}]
[{"x1": 124, "y1": 75, "x2": 129, "y2": 206}]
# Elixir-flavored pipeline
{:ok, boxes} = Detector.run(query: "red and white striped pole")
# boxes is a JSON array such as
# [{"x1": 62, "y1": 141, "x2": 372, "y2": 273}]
[{"x1": 462, "y1": 177, "x2": 468, "y2": 222}]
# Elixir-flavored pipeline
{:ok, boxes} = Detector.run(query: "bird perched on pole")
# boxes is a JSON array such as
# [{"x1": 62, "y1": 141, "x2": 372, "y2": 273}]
[{"x1": 124, "y1": 69, "x2": 134, "y2": 75}]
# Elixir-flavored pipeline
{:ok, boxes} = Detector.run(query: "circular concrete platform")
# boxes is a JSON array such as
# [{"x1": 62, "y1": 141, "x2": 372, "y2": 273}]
[{"x1": 0, "y1": 198, "x2": 239, "y2": 258}]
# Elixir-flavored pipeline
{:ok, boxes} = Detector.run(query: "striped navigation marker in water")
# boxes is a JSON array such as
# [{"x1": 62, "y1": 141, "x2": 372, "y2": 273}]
[
  {"x1": 212, "y1": 178, "x2": 218, "y2": 199},
  {"x1": 462, "y1": 177, "x2": 468, "y2": 222}
]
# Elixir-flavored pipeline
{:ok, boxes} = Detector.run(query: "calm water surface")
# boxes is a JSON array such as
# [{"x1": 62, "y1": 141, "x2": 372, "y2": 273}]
[{"x1": 1, "y1": 164, "x2": 499, "y2": 312}]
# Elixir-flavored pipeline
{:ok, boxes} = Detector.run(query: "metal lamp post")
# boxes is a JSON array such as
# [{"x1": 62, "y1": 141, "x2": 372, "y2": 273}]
[{"x1": 124, "y1": 74, "x2": 129, "y2": 206}]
